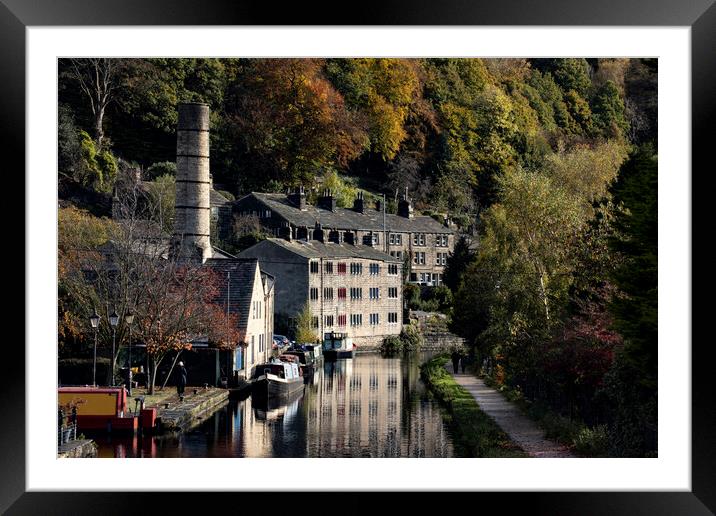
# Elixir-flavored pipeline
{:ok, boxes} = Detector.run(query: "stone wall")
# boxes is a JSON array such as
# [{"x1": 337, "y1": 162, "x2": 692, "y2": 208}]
[{"x1": 308, "y1": 257, "x2": 402, "y2": 345}]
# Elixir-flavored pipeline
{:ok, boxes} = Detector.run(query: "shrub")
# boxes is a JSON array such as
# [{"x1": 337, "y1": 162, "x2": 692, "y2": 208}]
[
  {"x1": 146, "y1": 161, "x2": 177, "y2": 181},
  {"x1": 573, "y1": 425, "x2": 610, "y2": 457},
  {"x1": 400, "y1": 324, "x2": 424, "y2": 352},
  {"x1": 380, "y1": 335, "x2": 403, "y2": 355}
]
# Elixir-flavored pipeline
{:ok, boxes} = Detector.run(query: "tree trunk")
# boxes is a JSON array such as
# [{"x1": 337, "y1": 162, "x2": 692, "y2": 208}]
[
  {"x1": 94, "y1": 106, "x2": 105, "y2": 150},
  {"x1": 538, "y1": 272, "x2": 550, "y2": 322}
]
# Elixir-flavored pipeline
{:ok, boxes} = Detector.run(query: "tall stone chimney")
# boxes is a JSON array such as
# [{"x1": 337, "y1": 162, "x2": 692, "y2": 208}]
[{"x1": 173, "y1": 102, "x2": 212, "y2": 262}]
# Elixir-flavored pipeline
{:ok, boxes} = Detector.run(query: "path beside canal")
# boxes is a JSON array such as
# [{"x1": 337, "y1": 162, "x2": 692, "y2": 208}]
[{"x1": 445, "y1": 366, "x2": 575, "y2": 458}]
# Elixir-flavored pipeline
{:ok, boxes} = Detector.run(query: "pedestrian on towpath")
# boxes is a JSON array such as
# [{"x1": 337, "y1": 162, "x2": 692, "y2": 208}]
[
  {"x1": 177, "y1": 361, "x2": 187, "y2": 399},
  {"x1": 460, "y1": 353, "x2": 468, "y2": 374},
  {"x1": 451, "y1": 351, "x2": 460, "y2": 374}
]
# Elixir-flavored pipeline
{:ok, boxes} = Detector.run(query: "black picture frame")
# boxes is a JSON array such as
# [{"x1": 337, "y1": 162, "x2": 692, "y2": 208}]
[{"x1": 4, "y1": 0, "x2": 712, "y2": 513}]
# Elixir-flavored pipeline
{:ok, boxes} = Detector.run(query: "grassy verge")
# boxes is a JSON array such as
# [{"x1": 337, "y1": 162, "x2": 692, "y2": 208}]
[
  {"x1": 420, "y1": 355, "x2": 527, "y2": 457},
  {"x1": 481, "y1": 376, "x2": 609, "y2": 457}
]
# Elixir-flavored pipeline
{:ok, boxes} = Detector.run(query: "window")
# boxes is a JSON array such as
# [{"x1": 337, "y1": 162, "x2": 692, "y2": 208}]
[
  {"x1": 388, "y1": 287, "x2": 398, "y2": 298},
  {"x1": 436, "y1": 234, "x2": 449, "y2": 247},
  {"x1": 350, "y1": 287, "x2": 363, "y2": 300},
  {"x1": 337, "y1": 262, "x2": 347, "y2": 275},
  {"x1": 369, "y1": 313, "x2": 380, "y2": 325},
  {"x1": 350, "y1": 314, "x2": 363, "y2": 326},
  {"x1": 311, "y1": 316, "x2": 319, "y2": 328},
  {"x1": 389, "y1": 233, "x2": 403, "y2": 246},
  {"x1": 323, "y1": 287, "x2": 334, "y2": 300},
  {"x1": 310, "y1": 261, "x2": 319, "y2": 273},
  {"x1": 252, "y1": 300, "x2": 262, "y2": 319},
  {"x1": 412, "y1": 234, "x2": 426, "y2": 246},
  {"x1": 350, "y1": 262, "x2": 363, "y2": 275},
  {"x1": 413, "y1": 252, "x2": 426, "y2": 265},
  {"x1": 325, "y1": 315, "x2": 334, "y2": 327},
  {"x1": 310, "y1": 287, "x2": 319, "y2": 300},
  {"x1": 369, "y1": 263, "x2": 380, "y2": 275},
  {"x1": 388, "y1": 312, "x2": 399, "y2": 324},
  {"x1": 388, "y1": 263, "x2": 399, "y2": 275},
  {"x1": 369, "y1": 287, "x2": 380, "y2": 299},
  {"x1": 389, "y1": 250, "x2": 403, "y2": 260},
  {"x1": 338, "y1": 287, "x2": 347, "y2": 299},
  {"x1": 363, "y1": 233, "x2": 379, "y2": 246},
  {"x1": 324, "y1": 262, "x2": 334, "y2": 274},
  {"x1": 436, "y1": 252, "x2": 447, "y2": 266},
  {"x1": 337, "y1": 314, "x2": 347, "y2": 327}
]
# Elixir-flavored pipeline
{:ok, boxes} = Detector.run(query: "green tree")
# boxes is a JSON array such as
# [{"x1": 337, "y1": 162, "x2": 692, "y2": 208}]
[
  {"x1": 608, "y1": 144, "x2": 657, "y2": 387},
  {"x1": 592, "y1": 80, "x2": 629, "y2": 139},
  {"x1": 295, "y1": 302, "x2": 318, "y2": 344},
  {"x1": 442, "y1": 235, "x2": 475, "y2": 292}
]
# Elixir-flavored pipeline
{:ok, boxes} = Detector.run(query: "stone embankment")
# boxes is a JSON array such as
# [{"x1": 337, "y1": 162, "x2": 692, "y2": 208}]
[
  {"x1": 155, "y1": 387, "x2": 229, "y2": 432},
  {"x1": 410, "y1": 310, "x2": 467, "y2": 351},
  {"x1": 58, "y1": 439, "x2": 98, "y2": 458}
]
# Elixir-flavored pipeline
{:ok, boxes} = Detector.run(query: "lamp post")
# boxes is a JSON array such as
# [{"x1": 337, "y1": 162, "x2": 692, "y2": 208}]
[
  {"x1": 125, "y1": 311, "x2": 135, "y2": 395},
  {"x1": 109, "y1": 309, "x2": 119, "y2": 385},
  {"x1": 89, "y1": 309, "x2": 100, "y2": 386}
]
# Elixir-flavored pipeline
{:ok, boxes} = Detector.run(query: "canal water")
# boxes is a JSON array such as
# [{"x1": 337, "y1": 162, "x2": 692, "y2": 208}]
[{"x1": 94, "y1": 352, "x2": 454, "y2": 458}]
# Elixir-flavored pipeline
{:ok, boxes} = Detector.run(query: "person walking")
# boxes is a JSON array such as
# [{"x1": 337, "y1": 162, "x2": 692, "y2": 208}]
[
  {"x1": 177, "y1": 361, "x2": 187, "y2": 400},
  {"x1": 451, "y1": 351, "x2": 460, "y2": 374},
  {"x1": 460, "y1": 353, "x2": 468, "y2": 374}
]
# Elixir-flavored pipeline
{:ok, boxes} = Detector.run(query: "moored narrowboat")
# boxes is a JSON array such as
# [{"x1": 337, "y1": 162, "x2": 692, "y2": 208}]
[
  {"x1": 251, "y1": 359, "x2": 304, "y2": 398},
  {"x1": 322, "y1": 331, "x2": 355, "y2": 360}
]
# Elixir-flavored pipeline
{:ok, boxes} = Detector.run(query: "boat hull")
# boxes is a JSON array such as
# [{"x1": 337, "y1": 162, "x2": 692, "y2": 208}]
[
  {"x1": 252, "y1": 376, "x2": 304, "y2": 398},
  {"x1": 323, "y1": 349, "x2": 354, "y2": 361}
]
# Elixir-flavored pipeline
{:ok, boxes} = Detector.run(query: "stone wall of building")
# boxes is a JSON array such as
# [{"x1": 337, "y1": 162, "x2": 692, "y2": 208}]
[{"x1": 307, "y1": 257, "x2": 402, "y2": 345}]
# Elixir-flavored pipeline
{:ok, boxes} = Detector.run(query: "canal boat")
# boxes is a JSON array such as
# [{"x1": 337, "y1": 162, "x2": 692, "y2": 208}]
[
  {"x1": 58, "y1": 386, "x2": 141, "y2": 434},
  {"x1": 251, "y1": 359, "x2": 304, "y2": 399},
  {"x1": 281, "y1": 349, "x2": 316, "y2": 378},
  {"x1": 322, "y1": 331, "x2": 355, "y2": 360}
]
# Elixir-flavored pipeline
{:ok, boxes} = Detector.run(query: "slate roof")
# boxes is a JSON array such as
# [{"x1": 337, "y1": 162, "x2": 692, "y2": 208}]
[
  {"x1": 239, "y1": 238, "x2": 401, "y2": 263},
  {"x1": 237, "y1": 192, "x2": 454, "y2": 234},
  {"x1": 203, "y1": 258, "x2": 262, "y2": 332},
  {"x1": 210, "y1": 189, "x2": 231, "y2": 208}
]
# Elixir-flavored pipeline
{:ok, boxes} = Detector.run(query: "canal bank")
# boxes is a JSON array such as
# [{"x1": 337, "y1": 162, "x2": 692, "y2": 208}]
[
  {"x1": 420, "y1": 355, "x2": 527, "y2": 457},
  {"x1": 154, "y1": 387, "x2": 230, "y2": 432},
  {"x1": 94, "y1": 352, "x2": 456, "y2": 458}
]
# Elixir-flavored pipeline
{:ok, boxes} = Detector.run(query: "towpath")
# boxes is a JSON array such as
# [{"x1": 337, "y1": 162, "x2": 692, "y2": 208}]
[{"x1": 445, "y1": 366, "x2": 575, "y2": 458}]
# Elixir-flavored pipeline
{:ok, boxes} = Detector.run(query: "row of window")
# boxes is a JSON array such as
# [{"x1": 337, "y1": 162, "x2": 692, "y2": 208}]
[
  {"x1": 310, "y1": 287, "x2": 399, "y2": 300},
  {"x1": 412, "y1": 252, "x2": 448, "y2": 266},
  {"x1": 310, "y1": 261, "x2": 400, "y2": 276},
  {"x1": 240, "y1": 210, "x2": 272, "y2": 219},
  {"x1": 411, "y1": 272, "x2": 443, "y2": 285},
  {"x1": 311, "y1": 313, "x2": 400, "y2": 327}
]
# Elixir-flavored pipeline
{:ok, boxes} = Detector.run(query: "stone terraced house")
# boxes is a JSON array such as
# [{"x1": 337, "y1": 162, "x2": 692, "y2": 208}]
[{"x1": 232, "y1": 188, "x2": 456, "y2": 286}]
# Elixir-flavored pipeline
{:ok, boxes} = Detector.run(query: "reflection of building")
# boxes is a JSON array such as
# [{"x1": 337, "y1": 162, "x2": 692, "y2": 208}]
[{"x1": 303, "y1": 356, "x2": 452, "y2": 457}]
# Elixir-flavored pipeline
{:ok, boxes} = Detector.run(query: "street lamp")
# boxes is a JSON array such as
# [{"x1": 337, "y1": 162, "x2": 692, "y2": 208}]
[
  {"x1": 89, "y1": 309, "x2": 100, "y2": 386},
  {"x1": 125, "y1": 311, "x2": 134, "y2": 395},
  {"x1": 109, "y1": 309, "x2": 119, "y2": 385}
]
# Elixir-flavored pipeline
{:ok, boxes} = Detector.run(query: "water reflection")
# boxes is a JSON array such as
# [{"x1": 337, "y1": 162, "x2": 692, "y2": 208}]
[{"x1": 94, "y1": 353, "x2": 453, "y2": 458}]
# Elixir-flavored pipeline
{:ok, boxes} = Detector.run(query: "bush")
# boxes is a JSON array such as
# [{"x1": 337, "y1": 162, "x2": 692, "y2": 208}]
[
  {"x1": 146, "y1": 161, "x2": 177, "y2": 181},
  {"x1": 380, "y1": 335, "x2": 403, "y2": 355},
  {"x1": 400, "y1": 324, "x2": 424, "y2": 352},
  {"x1": 573, "y1": 425, "x2": 610, "y2": 457}
]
